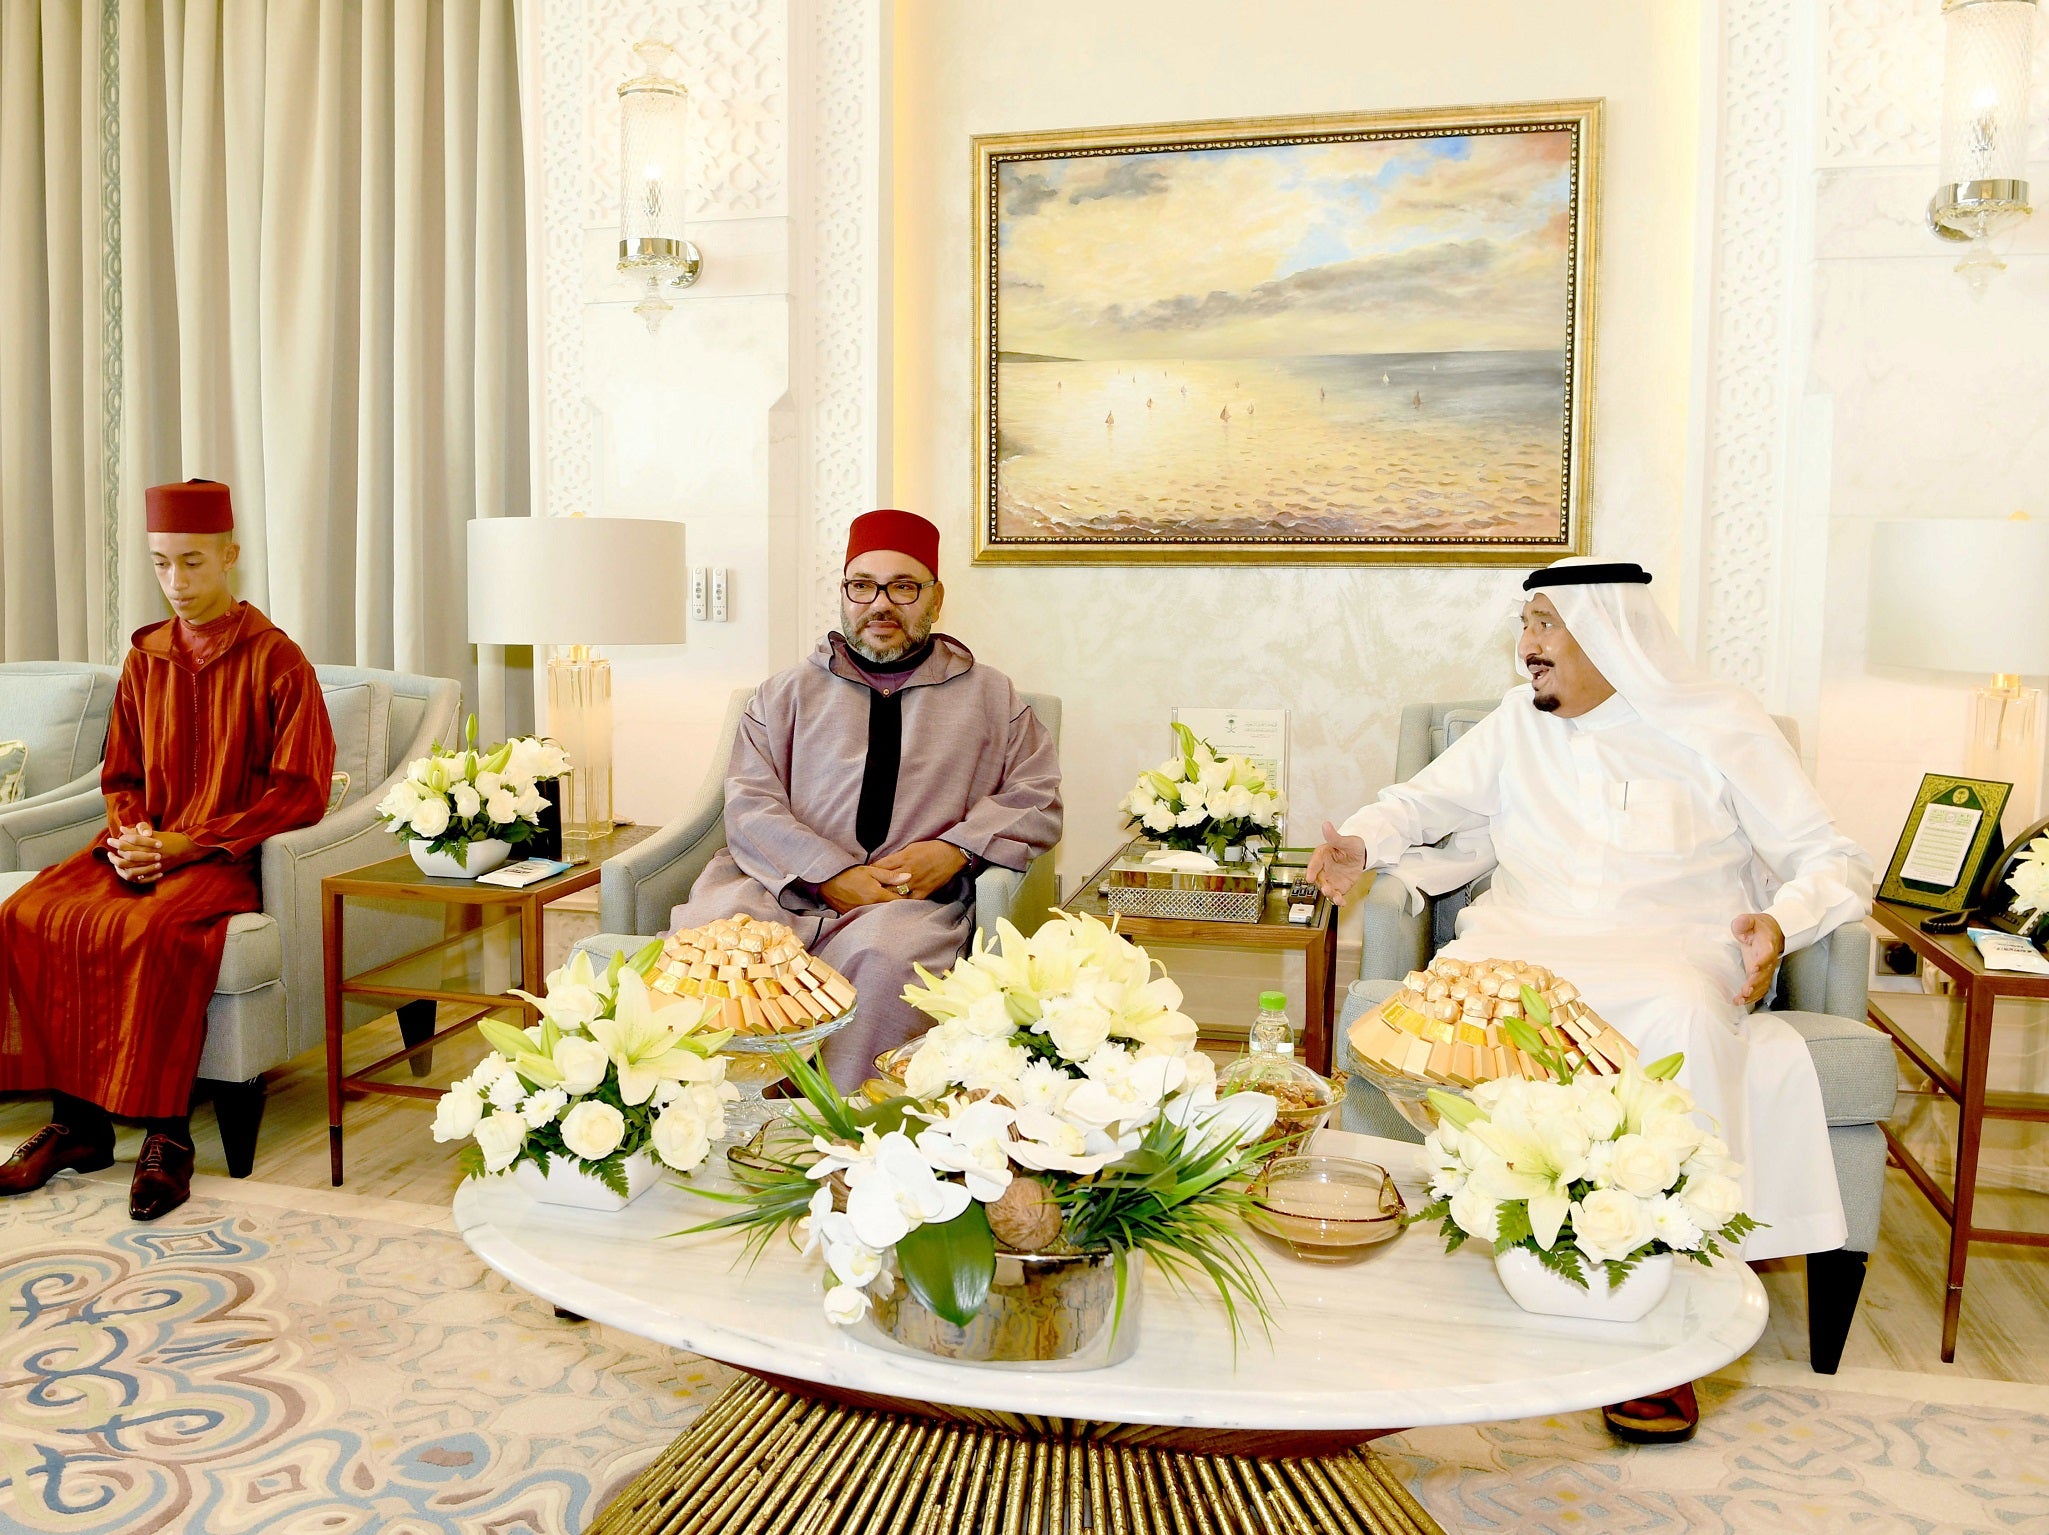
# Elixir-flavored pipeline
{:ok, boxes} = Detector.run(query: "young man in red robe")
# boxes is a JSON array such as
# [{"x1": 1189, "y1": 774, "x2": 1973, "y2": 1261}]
[{"x1": 0, "y1": 479, "x2": 334, "y2": 1220}]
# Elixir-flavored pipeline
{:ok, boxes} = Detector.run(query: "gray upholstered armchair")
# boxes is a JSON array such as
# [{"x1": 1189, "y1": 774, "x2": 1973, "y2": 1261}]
[
  {"x1": 1342, "y1": 698, "x2": 1897, "y2": 1375},
  {"x1": 0, "y1": 662, "x2": 121, "y2": 872},
  {"x1": 581, "y1": 685, "x2": 1062, "y2": 958},
  {"x1": 0, "y1": 665, "x2": 462, "y2": 1176}
]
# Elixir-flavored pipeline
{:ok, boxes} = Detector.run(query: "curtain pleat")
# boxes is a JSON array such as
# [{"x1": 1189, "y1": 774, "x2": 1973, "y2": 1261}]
[{"x1": 0, "y1": 2, "x2": 99, "y2": 662}]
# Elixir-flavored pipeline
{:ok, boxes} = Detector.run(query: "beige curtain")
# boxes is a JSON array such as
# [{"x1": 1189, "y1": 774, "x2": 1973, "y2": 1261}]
[
  {"x1": 0, "y1": 3, "x2": 107, "y2": 662},
  {"x1": 115, "y1": 0, "x2": 529, "y2": 681}
]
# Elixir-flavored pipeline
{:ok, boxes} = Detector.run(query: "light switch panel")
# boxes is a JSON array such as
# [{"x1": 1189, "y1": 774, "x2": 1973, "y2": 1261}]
[
  {"x1": 711, "y1": 566, "x2": 729, "y2": 622},
  {"x1": 690, "y1": 566, "x2": 707, "y2": 621}
]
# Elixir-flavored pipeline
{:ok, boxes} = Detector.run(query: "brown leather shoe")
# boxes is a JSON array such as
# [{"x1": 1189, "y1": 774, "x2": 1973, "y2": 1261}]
[
  {"x1": 1602, "y1": 1380, "x2": 1700, "y2": 1444},
  {"x1": 0, "y1": 1122, "x2": 116, "y2": 1195},
  {"x1": 129, "y1": 1133, "x2": 195, "y2": 1222}
]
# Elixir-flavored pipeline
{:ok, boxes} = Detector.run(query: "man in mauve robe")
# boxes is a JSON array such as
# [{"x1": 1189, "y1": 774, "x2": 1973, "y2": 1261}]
[
  {"x1": 0, "y1": 479, "x2": 335, "y2": 1220},
  {"x1": 671, "y1": 509, "x2": 1061, "y2": 1084}
]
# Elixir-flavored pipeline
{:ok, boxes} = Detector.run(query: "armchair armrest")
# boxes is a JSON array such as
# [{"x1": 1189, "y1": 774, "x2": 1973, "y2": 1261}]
[
  {"x1": 603, "y1": 793, "x2": 727, "y2": 936},
  {"x1": 259, "y1": 790, "x2": 441, "y2": 1060},
  {"x1": 1357, "y1": 872, "x2": 1430, "y2": 983},
  {"x1": 0, "y1": 785, "x2": 108, "y2": 872},
  {"x1": 974, "y1": 849, "x2": 1057, "y2": 940}
]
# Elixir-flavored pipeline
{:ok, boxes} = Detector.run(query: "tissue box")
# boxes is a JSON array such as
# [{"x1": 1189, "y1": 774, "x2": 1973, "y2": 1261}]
[{"x1": 1102, "y1": 843, "x2": 1268, "y2": 924}]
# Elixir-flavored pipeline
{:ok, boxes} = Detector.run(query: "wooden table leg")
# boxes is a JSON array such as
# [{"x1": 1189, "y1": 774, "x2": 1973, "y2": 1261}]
[
  {"x1": 1304, "y1": 921, "x2": 1336, "y2": 1076},
  {"x1": 520, "y1": 892, "x2": 547, "y2": 996},
  {"x1": 1943, "y1": 981, "x2": 1996, "y2": 1362},
  {"x1": 325, "y1": 888, "x2": 347, "y2": 1187}
]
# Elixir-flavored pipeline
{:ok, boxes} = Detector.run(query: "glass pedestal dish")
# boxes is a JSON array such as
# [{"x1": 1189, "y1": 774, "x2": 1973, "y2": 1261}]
[{"x1": 718, "y1": 1009, "x2": 855, "y2": 1138}]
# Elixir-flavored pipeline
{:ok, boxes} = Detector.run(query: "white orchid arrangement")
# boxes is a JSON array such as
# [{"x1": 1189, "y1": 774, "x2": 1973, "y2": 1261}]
[
  {"x1": 376, "y1": 717, "x2": 572, "y2": 868},
  {"x1": 2008, "y1": 833, "x2": 2049, "y2": 924},
  {"x1": 433, "y1": 941, "x2": 737, "y2": 1195},
  {"x1": 1119, "y1": 723, "x2": 1284, "y2": 862},
  {"x1": 692, "y1": 912, "x2": 1279, "y2": 1339},
  {"x1": 1413, "y1": 986, "x2": 1758, "y2": 1290}
]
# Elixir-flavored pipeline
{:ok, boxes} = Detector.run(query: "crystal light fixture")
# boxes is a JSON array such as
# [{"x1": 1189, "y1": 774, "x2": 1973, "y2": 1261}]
[
  {"x1": 1928, "y1": 0, "x2": 2039, "y2": 291},
  {"x1": 617, "y1": 40, "x2": 701, "y2": 334}
]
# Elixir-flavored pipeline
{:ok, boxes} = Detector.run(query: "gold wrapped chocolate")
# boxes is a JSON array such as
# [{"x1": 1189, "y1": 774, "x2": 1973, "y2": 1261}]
[{"x1": 1347, "y1": 955, "x2": 1635, "y2": 1089}]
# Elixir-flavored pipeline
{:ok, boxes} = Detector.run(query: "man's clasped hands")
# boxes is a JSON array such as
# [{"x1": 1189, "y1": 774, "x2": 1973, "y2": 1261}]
[
  {"x1": 817, "y1": 840, "x2": 969, "y2": 913},
  {"x1": 104, "y1": 821, "x2": 201, "y2": 885}
]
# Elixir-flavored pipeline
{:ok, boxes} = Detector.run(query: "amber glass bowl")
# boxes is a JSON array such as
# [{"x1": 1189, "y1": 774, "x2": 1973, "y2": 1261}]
[{"x1": 1245, "y1": 1154, "x2": 1407, "y2": 1264}]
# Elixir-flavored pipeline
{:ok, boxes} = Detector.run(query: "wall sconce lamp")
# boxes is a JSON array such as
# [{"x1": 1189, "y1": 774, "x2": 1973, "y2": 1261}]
[
  {"x1": 618, "y1": 40, "x2": 701, "y2": 334},
  {"x1": 1928, "y1": 0, "x2": 2039, "y2": 290}
]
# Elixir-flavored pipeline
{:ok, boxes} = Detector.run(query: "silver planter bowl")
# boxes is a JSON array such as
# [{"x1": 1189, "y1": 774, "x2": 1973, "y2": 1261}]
[{"x1": 862, "y1": 1249, "x2": 1144, "y2": 1371}]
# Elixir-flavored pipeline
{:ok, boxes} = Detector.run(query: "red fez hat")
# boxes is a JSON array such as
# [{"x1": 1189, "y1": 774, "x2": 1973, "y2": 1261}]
[
  {"x1": 845, "y1": 509, "x2": 939, "y2": 576},
  {"x1": 146, "y1": 479, "x2": 234, "y2": 534}
]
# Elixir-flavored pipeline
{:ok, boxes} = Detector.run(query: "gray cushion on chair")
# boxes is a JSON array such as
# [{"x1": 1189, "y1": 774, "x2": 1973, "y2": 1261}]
[
  {"x1": 1770, "y1": 1011, "x2": 1898, "y2": 1126},
  {"x1": 0, "y1": 667, "x2": 116, "y2": 798},
  {"x1": 320, "y1": 680, "x2": 392, "y2": 811}
]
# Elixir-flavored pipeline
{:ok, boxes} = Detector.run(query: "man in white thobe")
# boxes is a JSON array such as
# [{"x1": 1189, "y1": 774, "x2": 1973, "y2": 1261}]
[{"x1": 1311, "y1": 557, "x2": 1872, "y2": 1439}]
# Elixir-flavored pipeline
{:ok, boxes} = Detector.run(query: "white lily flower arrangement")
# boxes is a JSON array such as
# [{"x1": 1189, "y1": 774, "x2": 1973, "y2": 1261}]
[
  {"x1": 433, "y1": 941, "x2": 737, "y2": 1195},
  {"x1": 1413, "y1": 986, "x2": 1759, "y2": 1290},
  {"x1": 692, "y1": 912, "x2": 1280, "y2": 1340},
  {"x1": 376, "y1": 716, "x2": 572, "y2": 868},
  {"x1": 1119, "y1": 723, "x2": 1285, "y2": 862},
  {"x1": 2008, "y1": 832, "x2": 2049, "y2": 928}
]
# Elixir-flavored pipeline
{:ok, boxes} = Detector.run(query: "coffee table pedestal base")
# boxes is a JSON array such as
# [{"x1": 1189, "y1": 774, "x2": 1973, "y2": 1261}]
[{"x1": 589, "y1": 1376, "x2": 1442, "y2": 1535}]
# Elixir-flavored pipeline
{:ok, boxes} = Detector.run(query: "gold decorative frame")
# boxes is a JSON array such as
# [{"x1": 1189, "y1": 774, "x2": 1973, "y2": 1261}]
[
  {"x1": 973, "y1": 101, "x2": 1603, "y2": 566},
  {"x1": 1878, "y1": 772, "x2": 2013, "y2": 911}
]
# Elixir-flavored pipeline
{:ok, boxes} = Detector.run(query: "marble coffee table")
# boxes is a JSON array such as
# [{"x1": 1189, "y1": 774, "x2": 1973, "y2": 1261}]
[{"x1": 455, "y1": 1130, "x2": 1767, "y2": 1534}]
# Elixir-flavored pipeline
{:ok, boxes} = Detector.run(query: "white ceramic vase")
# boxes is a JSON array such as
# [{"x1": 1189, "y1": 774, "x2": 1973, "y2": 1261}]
[
  {"x1": 408, "y1": 837, "x2": 511, "y2": 880},
  {"x1": 510, "y1": 1150, "x2": 662, "y2": 1211},
  {"x1": 1493, "y1": 1247, "x2": 1673, "y2": 1323}
]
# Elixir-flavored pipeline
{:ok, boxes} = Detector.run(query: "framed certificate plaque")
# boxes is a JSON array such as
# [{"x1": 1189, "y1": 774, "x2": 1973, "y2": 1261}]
[{"x1": 1879, "y1": 774, "x2": 2013, "y2": 911}]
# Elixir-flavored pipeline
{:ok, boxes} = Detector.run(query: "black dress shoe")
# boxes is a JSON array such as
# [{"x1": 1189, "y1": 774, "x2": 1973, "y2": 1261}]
[
  {"x1": 0, "y1": 1122, "x2": 116, "y2": 1195},
  {"x1": 129, "y1": 1133, "x2": 195, "y2": 1222}
]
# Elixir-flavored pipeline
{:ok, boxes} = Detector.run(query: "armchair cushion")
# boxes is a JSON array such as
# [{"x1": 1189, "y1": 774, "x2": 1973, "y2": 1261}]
[
  {"x1": 1773, "y1": 1011, "x2": 1898, "y2": 1126},
  {"x1": 320, "y1": 679, "x2": 393, "y2": 811},
  {"x1": 0, "y1": 664, "x2": 118, "y2": 799}
]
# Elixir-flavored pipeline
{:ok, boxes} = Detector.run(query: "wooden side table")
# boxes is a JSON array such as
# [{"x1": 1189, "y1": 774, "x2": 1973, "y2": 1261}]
[
  {"x1": 1865, "y1": 899, "x2": 2049, "y2": 1362},
  {"x1": 321, "y1": 825, "x2": 652, "y2": 1186},
  {"x1": 1057, "y1": 845, "x2": 1339, "y2": 1075}
]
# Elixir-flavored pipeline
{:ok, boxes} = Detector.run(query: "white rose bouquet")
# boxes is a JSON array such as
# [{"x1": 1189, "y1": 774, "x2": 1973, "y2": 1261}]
[
  {"x1": 1119, "y1": 723, "x2": 1285, "y2": 862},
  {"x1": 2007, "y1": 832, "x2": 2049, "y2": 932},
  {"x1": 376, "y1": 717, "x2": 570, "y2": 868},
  {"x1": 691, "y1": 912, "x2": 1278, "y2": 1340},
  {"x1": 433, "y1": 941, "x2": 737, "y2": 1194},
  {"x1": 1412, "y1": 986, "x2": 1758, "y2": 1290}
]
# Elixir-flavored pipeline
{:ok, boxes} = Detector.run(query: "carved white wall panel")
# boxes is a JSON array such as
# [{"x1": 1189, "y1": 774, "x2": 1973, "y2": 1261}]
[
  {"x1": 1824, "y1": 0, "x2": 2049, "y2": 167},
  {"x1": 1699, "y1": 0, "x2": 1806, "y2": 699},
  {"x1": 539, "y1": 0, "x2": 594, "y2": 518},
  {"x1": 584, "y1": 0, "x2": 788, "y2": 227},
  {"x1": 803, "y1": 0, "x2": 882, "y2": 639}
]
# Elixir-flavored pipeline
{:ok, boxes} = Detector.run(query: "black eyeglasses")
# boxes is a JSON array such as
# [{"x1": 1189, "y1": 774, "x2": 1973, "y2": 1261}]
[{"x1": 842, "y1": 578, "x2": 937, "y2": 606}]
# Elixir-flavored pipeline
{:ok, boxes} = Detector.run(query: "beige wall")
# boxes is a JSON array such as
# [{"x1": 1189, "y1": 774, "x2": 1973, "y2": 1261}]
[{"x1": 891, "y1": 0, "x2": 1706, "y2": 899}]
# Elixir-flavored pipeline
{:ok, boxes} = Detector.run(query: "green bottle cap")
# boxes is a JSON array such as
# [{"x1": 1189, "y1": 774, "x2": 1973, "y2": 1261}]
[{"x1": 1259, "y1": 991, "x2": 1287, "y2": 1011}]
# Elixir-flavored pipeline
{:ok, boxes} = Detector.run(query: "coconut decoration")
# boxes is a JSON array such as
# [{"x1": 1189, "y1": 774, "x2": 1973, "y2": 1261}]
[
  {"x1": 1347, "y1": 955, "x2": 1636, "y2": 1088},
  {"x1": 651, "y1": 914, "x2": 856, "y2": 1035}
]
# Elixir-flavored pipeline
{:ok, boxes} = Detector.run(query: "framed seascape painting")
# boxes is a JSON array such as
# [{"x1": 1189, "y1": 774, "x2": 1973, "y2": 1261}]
[{"x1": 973, "y1": 101, "x2": 1602, "y2": 565}]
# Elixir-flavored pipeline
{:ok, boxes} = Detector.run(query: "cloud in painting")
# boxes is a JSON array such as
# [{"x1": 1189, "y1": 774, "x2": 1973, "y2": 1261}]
[
  {"x1": 1002, "y1": 170, "x2": 1059, "y2": 217},
  {"x1": 995, "y1": 130, "x2": 1575, "y2": 359}
]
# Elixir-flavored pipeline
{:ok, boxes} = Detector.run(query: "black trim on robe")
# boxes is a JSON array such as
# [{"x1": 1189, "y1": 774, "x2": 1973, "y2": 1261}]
[{"x1": 850, "y1": 639, "x2": 934, "y2": 857}]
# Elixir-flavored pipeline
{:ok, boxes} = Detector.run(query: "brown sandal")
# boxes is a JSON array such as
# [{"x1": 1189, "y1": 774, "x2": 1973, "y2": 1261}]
[{"x1": 1602, "y1": 1380, "x2": 1699, "y2": 1444}]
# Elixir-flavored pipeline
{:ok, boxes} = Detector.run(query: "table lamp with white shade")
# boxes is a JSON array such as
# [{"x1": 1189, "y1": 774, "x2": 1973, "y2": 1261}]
[
  {"x1": 1868, "y1": 515, "x2": 2049, "y2": 833},
  {"x1": 468, "y1": 515, "x2": 690, "y2": 850}
]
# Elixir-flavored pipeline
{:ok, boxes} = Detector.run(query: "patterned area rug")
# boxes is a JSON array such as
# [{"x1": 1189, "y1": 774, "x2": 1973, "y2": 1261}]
[
  {"x1": 7, "y1": 1176, "x2": 2049, "y2": 1535},
  {"x1": 0, "y1": 1179, "x2": 730, "y2": 1534},
  {"x1": 1381, "y1": 1368, "x2": 2049, "y2": 1534}
]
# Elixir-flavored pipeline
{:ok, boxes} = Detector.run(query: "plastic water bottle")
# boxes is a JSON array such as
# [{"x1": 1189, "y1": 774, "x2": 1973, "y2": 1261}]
[{"x1": 1249, "y1": 990, "x2": 1294, "y2": 1057}]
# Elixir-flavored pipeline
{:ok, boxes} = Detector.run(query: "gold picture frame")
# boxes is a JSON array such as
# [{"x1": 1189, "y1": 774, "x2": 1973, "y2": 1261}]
[
  {"x1": 1878, "y1": 773, "x2": 2013, "y2": 912},
  {"x1": 973, "y1": 100, "x2": 1603, "y2": 565}
]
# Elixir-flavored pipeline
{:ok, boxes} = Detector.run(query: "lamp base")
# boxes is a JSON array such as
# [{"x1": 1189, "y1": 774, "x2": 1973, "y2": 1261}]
[
  {"x1": 1965, "y1": 680, "x2": 2043, "y2": 838},
  {"x1": 547, "y1": 649, "x2": 614, "y2": 849}
]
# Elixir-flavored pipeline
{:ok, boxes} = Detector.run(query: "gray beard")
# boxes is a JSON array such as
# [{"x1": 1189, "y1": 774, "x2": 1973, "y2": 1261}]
[{"x1": 842, "y1": 614, "x2": 933, "y2": 664}]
